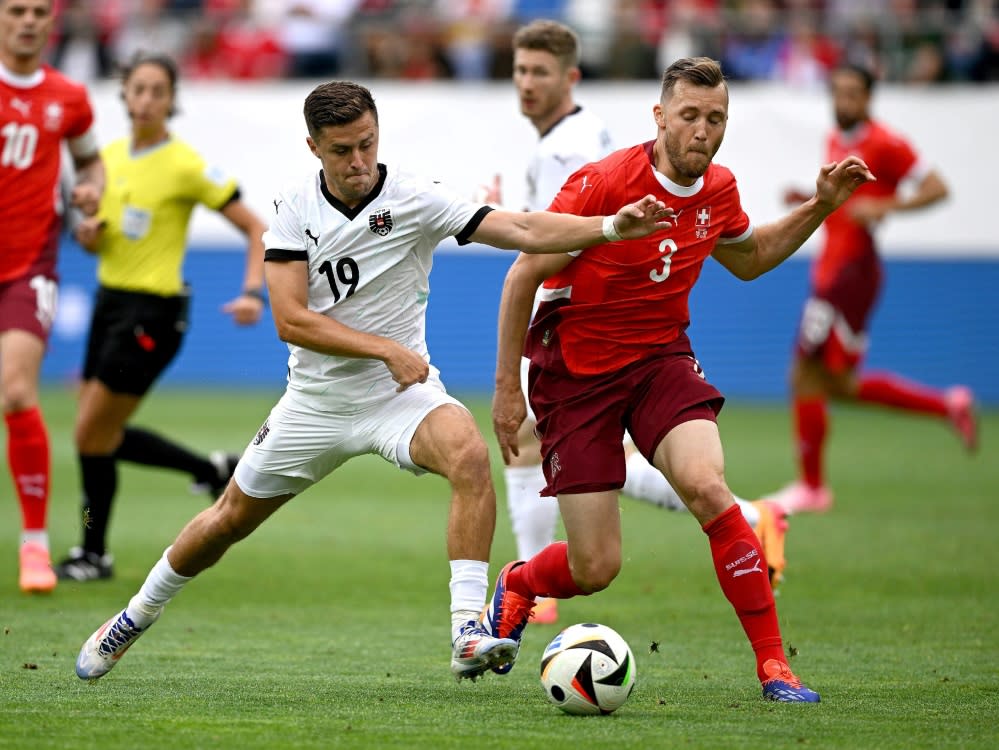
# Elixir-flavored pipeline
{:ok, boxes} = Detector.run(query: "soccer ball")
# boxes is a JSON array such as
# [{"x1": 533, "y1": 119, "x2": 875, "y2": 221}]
[{"x1": 539, "y1": 623, "x2": 636, "y2": 715}]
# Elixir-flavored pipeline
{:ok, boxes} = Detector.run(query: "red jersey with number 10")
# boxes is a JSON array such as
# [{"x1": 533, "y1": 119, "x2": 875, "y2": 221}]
[
  {"x1": 814, "y1": 119, "x2": 920, "y2": 292},
  {"x1": 0, "y1": 64, "x2": 95, "y2": 283},
  {"x1": 528, "y1": 141, "x2": 751, "y2": 377}
]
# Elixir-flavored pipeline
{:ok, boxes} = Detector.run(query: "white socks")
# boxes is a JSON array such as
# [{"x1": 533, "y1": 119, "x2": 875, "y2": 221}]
[
  {"x1": 621, "y1": 451, "x2": 760, "y2": 527},
  {"x1": 504, "y1": 464, "x2": 559, "y2": 561},
  {"x1": 622, "y1": 451, "x2": 686, "y2": 510},
  {"x1": 20, "y1": 530, "x2": 49, "y2": 548},
  {"x1": 449, "y1": 559, "x2": 488, "y2": 642},
  {"x1": 126, "y1": 547, "x2": 193, "y2": 628}
]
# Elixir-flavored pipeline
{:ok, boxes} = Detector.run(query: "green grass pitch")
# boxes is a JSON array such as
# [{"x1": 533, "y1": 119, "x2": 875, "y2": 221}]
[{"x1": 1, "y1": 387, "x2": 996, "y2": 749}]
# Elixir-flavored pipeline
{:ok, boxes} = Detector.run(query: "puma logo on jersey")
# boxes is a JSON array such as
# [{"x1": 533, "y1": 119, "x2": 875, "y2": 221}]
[
  {"x1": 11, "y1": 97, "x2": 31, "y2": 116},
  {"x1": 305, "y1": 228, "x2": 319, "y2": 247}
]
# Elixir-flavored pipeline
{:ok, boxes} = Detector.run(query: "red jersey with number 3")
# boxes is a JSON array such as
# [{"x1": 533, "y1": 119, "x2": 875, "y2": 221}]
[
  {"x1": 0, "y1": 64, "x2": 95, "y2": 283},
  {"x1": 528, "y1": 141, "x2": 751, "y2": 377},
  {"x1": 814, "y1": 120, "x2": 920, "y2": 292}
]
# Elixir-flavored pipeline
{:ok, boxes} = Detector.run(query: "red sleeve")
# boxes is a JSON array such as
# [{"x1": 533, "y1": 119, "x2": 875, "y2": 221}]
[
  {"x1": 547, "y1": 163, "x2": 610, "y2": 218},
  {"x1": 66, "y1": 86, "x2": 95, "y2": 139},
  {"x1": 878, "y1": 134, "x2": 919, "y2": 187},
  {"x1": 717, "y1": 169, "x2": 751, "y2": 241}
]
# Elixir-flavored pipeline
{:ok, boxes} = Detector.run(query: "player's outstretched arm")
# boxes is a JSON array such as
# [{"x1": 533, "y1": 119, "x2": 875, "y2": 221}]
[
  {"x1": 713, "y1": 156, "x2": 875, "y2": 281},
  {"x1": 470, "y1": 194, "x2": 674, "y2": 254},
  {"x1": 493, "y1": 252, "x2": 573, "y2": 464},
  {"x1": 848, "y1": 168, "x2": 948, "y2": 225}
]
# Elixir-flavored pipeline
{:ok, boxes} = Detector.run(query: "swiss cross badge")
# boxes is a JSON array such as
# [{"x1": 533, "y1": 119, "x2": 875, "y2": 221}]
[
  {"x1": 368, "y1": 209, "x2": 394, "y2": 236},
  {"x1": 695, "y1": 206, "x2": 711, "y2": 238}
]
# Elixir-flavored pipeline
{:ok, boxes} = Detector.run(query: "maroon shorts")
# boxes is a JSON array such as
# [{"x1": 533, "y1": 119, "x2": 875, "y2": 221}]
[
  {"x1": 0, "y1": 244, "x2": 59, "y2": 342},
  {"x1": 527, "y1": 334, "x2": 724, "y2": 497},
  {"x1": 796, "y1": 256, "x2": 882, "y2": 374}
]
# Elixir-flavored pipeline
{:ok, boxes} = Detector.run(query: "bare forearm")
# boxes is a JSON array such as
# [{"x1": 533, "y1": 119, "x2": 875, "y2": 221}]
[
  {"x1": 484, "y1": 210, "x2": 607, "y2": 254},
  {"x1": 495, "y1": 267, "x2": 537, "y2": 388},
  {"x1": 75, "y1": 156, "x2": 105, "y2": 195},
  {"x1": 761, "y1": 197, "x2": 831, "y2": 263},
  {"x1": 274, "y1": 308, "x2": 394, "y2": 361},
  {"x1": 242, "y1": 232, "x2": 266, "y2": 291},
  {"x1": 894, "y1": 171, "x2": 948, "y2": 213}
]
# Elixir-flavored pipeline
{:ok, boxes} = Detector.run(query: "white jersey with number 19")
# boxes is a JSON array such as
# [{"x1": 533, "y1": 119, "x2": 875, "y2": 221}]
[{"x1": 263, "y1": 164, "x2": 490, "y2": 412}]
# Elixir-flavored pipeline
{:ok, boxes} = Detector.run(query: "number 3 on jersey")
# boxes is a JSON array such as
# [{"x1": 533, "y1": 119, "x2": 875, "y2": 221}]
[
  {"x1": 650, "y1": 238, "x2": 678, "y2": 283},
  {"x1": 319, "y1": 257, "x2": 359, "y2": 302}
]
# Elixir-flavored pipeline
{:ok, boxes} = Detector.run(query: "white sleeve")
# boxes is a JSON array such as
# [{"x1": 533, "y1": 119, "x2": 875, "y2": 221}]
[
  {"x1": 262, "y1": 190, "x2": 305, "y2": 253},
  {"x1": 534, "y1": 152, "x2": 589, "y2": 210},
  {"x1": 421, "y1": 180, "x2": 485, "y2": 244},
  {"x1": 67, "y1": 127, "x2": 99, "y2": 160}
]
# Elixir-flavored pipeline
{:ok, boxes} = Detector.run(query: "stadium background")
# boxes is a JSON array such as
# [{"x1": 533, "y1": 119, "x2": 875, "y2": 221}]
[{"x1": 42, "y1": 81, "x2": 999, "y2": 403}]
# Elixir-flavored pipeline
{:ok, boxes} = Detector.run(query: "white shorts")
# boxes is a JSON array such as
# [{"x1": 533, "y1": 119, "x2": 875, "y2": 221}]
[{"x1": 234, "y1": 371, "x2": 464, "y2": 498}]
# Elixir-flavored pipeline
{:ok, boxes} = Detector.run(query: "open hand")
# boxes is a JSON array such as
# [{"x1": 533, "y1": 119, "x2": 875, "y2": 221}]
[
  {"x1": 612, "y1": 195, "x2": 676, "y2": 239},
  {"x1": 814, "y1": 156, "x2": 876, "y2": 210}
]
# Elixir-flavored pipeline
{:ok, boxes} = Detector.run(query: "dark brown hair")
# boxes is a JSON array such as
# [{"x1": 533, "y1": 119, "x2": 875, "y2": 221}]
[
  {"x1": 120, "y1": 52, "x2": 179, "y2": 117},
  {"x1": 303, "y1": 81, "x2": 378, "y2": 139},
  {"x1": 660, "y1": 57, "x2": 726, "y2": 101}
]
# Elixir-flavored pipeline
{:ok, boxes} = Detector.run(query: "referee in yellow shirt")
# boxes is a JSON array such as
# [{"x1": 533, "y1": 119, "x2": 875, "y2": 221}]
[{"x1": 56, "y1": 53, "x2": 267, "y2": 582}]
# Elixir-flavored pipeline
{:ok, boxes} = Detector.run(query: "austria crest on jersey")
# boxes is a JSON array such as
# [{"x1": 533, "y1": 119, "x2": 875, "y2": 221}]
[{"x1": 368, "y1": 208, "x2": 394, "y2": 236}]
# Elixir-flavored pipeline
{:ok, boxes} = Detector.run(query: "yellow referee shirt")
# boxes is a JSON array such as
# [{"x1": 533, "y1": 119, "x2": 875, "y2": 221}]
[{"x1": 94, "y1": 136, "x2": 238, "y2": 296}]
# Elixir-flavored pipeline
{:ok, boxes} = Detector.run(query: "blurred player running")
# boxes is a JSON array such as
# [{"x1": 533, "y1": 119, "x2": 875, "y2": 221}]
[
  {"x1": 767, "y1": 62, "x2": 975, "y2": 514},
  {"x1": 54, "y1": 53, "x2": 267, "y2": 582},
  {"x1": 0, "y1": 0, "x2": 104, "y2": 593}
]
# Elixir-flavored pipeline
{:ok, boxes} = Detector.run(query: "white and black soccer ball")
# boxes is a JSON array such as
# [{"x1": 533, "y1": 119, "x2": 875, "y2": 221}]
[{"x1": 539, "y1": 623, "x2": 636, "y2": 715}]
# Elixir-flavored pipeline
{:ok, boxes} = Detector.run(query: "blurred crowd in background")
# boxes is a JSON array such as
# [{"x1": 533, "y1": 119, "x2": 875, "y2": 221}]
[{"x1": 50, "y1": 0, "x2": 999, "y2": 85}]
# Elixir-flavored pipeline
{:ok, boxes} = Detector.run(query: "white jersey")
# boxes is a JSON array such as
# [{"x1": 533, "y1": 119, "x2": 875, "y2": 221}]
[
  {"x1": 524, "y1": 106, "x2": 614, "y2": 211},
  {"x1": 263, "y1": 164, "x2": 490, "y2": 412}
]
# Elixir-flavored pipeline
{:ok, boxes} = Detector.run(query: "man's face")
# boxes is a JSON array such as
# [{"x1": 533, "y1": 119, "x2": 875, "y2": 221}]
[
  {"x1": 513, "y1": 48, "x2": 576, "y2": 129},
  {"x1": 0, "y1": 0, "x2": 53, "y2": 64},
  {"x1": 830, "y1": 70, "x2": 870, "y2": 131},
  {"x1": 653, "y1": 80, "x2": 728, "y2": 185},
  {"x1": 307, "y1": 111, "x2": 380, "y2": 208}
]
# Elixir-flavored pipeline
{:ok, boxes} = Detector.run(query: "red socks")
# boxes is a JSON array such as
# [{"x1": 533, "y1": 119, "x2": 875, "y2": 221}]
[
  {"x1": 703, "y1": 504, "x2": 785, "y2": 681},
  {"x1": 508, "y1": 541, "x2": 588, "y2": 599},
  {"x1": 5, "y1": 407, "x2": 50, "y2": 532},
  {"x1": 857, "y1": 371, "x2": 948, "y2": 416},
  {"x1": 794, "y1": 396, "x2": 828, "y2": 488}
]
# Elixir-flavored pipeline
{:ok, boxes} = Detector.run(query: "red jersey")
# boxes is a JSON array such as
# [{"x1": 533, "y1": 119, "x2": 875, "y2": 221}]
[
  {"x1": 815, "y1": 119, "x2": 920, "y2": 292},
  {"x1": 0, "y1": 64, "x2": 95, "y2": 283},
  {"x1": 528, "y1": 141, "x2": 751, "y2": 377}
]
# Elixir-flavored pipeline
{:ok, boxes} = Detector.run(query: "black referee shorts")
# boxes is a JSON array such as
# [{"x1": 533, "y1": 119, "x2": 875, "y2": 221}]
[{"x1": 82, "y1": 285, "x2": 190, "y2": 396}]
